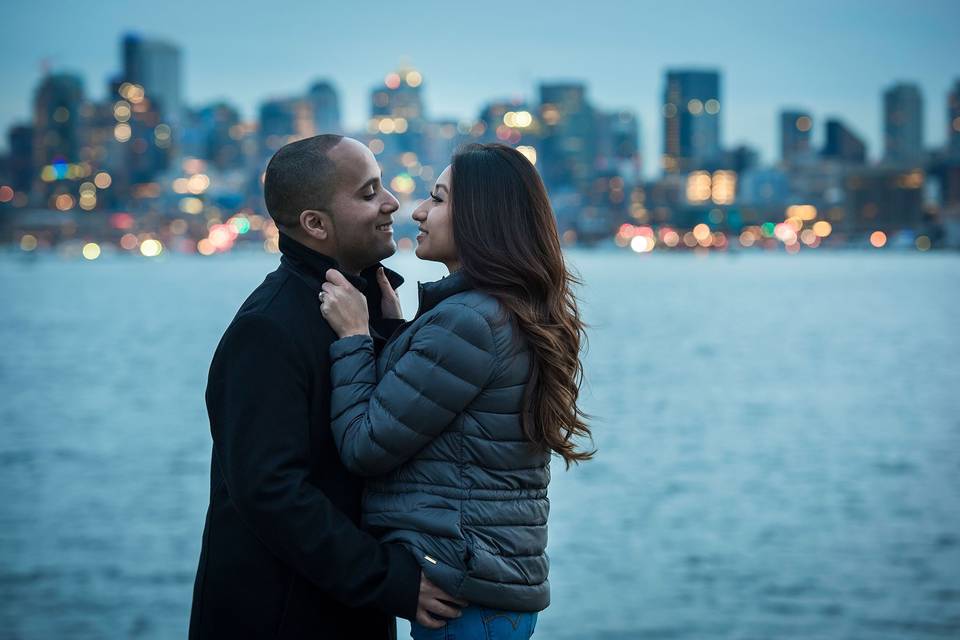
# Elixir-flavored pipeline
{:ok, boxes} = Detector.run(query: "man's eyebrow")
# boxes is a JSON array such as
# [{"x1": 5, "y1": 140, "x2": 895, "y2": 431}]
[{"x1": 357, "y1": 176, "x2": 380, "y2": 192}]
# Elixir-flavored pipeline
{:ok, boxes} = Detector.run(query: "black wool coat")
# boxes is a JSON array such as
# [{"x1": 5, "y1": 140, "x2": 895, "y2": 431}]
[{"x1": 189, "y1": 233, "x2": 419, "y2": 639}]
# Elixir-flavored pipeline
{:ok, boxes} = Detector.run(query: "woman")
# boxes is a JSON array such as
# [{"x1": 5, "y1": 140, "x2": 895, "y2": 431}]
[{"x1": 319, "y1": 143, "x2": 592, "y2": 639}]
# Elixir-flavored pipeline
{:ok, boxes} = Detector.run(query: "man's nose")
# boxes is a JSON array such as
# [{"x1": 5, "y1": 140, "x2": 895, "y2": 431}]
[{"x1": 382, "y1": 189, "x2": 400, "y2": 212}]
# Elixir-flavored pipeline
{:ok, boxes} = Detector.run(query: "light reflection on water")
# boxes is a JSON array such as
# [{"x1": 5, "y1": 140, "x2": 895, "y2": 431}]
[{"x1": 1, "y1": 250, "x2": 958, "y2": 639}]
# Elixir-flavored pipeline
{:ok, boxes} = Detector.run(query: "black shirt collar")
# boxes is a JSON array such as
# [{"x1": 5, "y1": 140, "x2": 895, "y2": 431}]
[{"x1": 278, "y1": 231, "x2": 404, "y2": 295}]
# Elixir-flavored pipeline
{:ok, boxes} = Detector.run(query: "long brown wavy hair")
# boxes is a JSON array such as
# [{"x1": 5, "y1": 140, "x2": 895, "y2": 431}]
[{"x1": 450, "y1": 143, "x2": 594, "y2": 467}]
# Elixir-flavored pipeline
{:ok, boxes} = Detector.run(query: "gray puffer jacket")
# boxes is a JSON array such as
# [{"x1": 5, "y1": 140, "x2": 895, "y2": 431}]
[{"x1": 328, "y1": 270, "x2": 551, "y2": 612}]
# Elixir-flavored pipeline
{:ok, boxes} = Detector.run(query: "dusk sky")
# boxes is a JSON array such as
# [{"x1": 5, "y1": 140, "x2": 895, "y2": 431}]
[{"x1": 4, "y1": 0, "x2": 959, "y2": 175}]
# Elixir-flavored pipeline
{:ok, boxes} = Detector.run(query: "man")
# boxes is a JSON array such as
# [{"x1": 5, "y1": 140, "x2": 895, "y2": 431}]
[{"x1": 189, "y1": 135, "x2": 464, "y2": 639}]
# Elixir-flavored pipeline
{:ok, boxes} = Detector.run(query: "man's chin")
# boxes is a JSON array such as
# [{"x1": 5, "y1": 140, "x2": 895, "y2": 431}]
[{"x1": 369, "y1": 241, "x2": 397, "y2": 265}]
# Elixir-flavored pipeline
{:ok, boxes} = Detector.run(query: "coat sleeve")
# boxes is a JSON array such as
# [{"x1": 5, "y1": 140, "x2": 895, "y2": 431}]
[
  {"x1": 328, "y1": 304, "x2": 498, "y2": 476},
  {"x1": 206, "y1": 312, "x2": 420, "y2": 619}
]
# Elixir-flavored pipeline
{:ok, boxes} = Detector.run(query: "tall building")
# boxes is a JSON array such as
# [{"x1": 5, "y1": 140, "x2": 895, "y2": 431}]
[
  {"x1": 662, "y1": 69, "x2": 721, "y2": 173},
  {"x1": 191, "y1": 102, "x2": 245, "y2": 170},
  {"x1": 538, "y1": 82, "x2": 596, "y2": 189},
  {"x1": 370, "y1": 66, "x2": 425, "y2": 121},
  {"x1": 596, "y1": 110, "x2": 641, "y2": 182},
  {"x1": 883, "y1": 83, "x2": 923, "y2": 164},
  {"x1": 369, "y1": 66, "x2": 426, "y2": 158},
  {"x1": 948, "y1": 79, "x2": 960, "y2": 159},
  {"x1": 32, "y1": 73, "x2": 85, "y2": 170},
  {"x1": 7, "y1": 124, "x2": 34, "y2": 192},
  {"x1": 308, "y1": 81, "x2": 342, "y2": 135},
  {"x1": 780, "y1": 110, "x2": 813, "y2": 164},
  {"x1": 122, "y1": 33, "x2": 182, "y2": 123},
  {"x1": 822, "y1": 119, "x2": 866, "y2": 164},
  {"x1": 259, "y1": 97, "x2": 314, "y2": 157}
]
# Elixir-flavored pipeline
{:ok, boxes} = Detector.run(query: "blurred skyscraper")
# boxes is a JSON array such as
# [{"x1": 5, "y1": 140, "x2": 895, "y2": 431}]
[
  {"x1": 369, "y1": 66, "x2": 425, "y2": 158},
  {"x1": 190, "y1": 102, "x2": 245, "y2": 170},
  {"x1": 883, "y1": 83, "x2": 923, "y2": 164},
  {"x1": 780, "y1": 110, "x2": 813, "y2": 164},
  {"x1": 259, "y1": 97, "x2": 314, "y2": 157},
  {"x1": 662, "y1": 69, "x2": 721, "y2": 173},
  {"x1": 122, "y1": 34, "x2": 183, "y2": 124},
  {"x1": 308, "y1": 81, "x2": 342, "y2": 135},
  {"x1": 538, "y1": 82, "x2": 596, "y2": 189},
  {"x1": 822, "y1": 119, "x2": 866, "y2": 164},
  {"x1": 948, "y1": 79, "x2": 960, "y2": 159},
  {"x1": 7, "y1": 124, "x2": 33, "y2": 192},
  {"x1": 596, "y1": 110, "x2": 641, "y2": 182},
  {"x1": 33, "y1": 73, "x2": 84, "y2": 169}
]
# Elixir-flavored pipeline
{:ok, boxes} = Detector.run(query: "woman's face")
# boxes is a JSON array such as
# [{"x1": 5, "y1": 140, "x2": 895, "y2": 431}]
[{"x1": 411, "y1": 165, "x2": 459, "y2": 271}]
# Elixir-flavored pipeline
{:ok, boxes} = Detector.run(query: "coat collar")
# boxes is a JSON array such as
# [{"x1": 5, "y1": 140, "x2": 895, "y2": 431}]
[
  {"x1": 278, "y1": 231, "x2": 404, "y2": 295},
  {"x1": 415, "y1": 270, "x2": 473, "y2": 319}
]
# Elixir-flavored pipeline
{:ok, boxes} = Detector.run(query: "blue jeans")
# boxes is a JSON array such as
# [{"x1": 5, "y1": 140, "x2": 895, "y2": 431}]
[{"x1": 410, "y1": 606, "x2": 537, "y2": 639}]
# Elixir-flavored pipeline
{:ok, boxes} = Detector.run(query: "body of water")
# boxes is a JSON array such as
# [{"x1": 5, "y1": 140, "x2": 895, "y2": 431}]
[{"x1": 1, "y1": 250, "x2": 958, "y2": 639}]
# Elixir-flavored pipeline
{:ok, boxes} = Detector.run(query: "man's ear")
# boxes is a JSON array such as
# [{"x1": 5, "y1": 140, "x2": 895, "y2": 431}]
[{"x1": 300, "y1": 209, "x2": 332, "y2": 241}]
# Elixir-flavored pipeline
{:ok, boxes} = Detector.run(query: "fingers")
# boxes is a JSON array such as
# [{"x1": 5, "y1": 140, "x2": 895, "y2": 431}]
[
  {"x1": 325, "y1": 268, "x2": 349, "y2": 286},
  {"x1": 422, "y1": 598, "x2": 463, "y2": 620},
  {"x1": 415, "y1": 608, "x2": 446, "y2": 630},
  {"x1": 421, "y1": 576, "x2": 468, "y2": 608}
]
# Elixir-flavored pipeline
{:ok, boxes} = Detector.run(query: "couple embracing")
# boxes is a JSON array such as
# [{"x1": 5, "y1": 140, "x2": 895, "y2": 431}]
[{"x1": 189, "y1": 135, "x2": 592, "y2": 639}]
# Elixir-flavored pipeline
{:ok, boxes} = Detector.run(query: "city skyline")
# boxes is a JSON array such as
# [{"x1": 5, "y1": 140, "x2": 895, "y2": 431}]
[{"x1": 3, "y1": 0, "x2": 959, "y2": 176}]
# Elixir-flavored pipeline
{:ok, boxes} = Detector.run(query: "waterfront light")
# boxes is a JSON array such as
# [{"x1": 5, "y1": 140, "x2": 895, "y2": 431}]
[
  {"x1": 368, "y1": 138, "x2": 384, "y2": 154},
  {"x1": 812, "y1": 220, "x2": 832, "y2": 238},
  {"x1": 120, "y1": 233, "x2": 139, "y2": 250},
  {"x1": 0, "y1": 185, "x2": 13, "y2": 202},
  {"x1": 692, "y1": 223, "x2": 711, "y2": 242},
  {"x1": 662, "y1": 229, "x2": 680, "y2": 247},
  {"x1": 55, "y1": 194, "x2": 75, "y2": 211},
  {"x1": 170, "y1": 219, "x2": 188, "y2": 235},
  {"x1": 187, "y1": 174, "x2": 210, "y2": 194},
  {"x1": 686, "y1": 172, "x2": 711, "y2": 203},
  {"x1": 787, "y1": 204, "x2": 817, "y2": 221},
  {"x1": 630, "y1": 235, "x2": 654, "y2": 253},
  {"x1": 114, "y1": 123, "x2": 132, "y2": 142},
  {"x1": 228, "y1": 216, "x2": 251, "y2": 234},
  {"x1": 516, "y1": 146, "x2": 537, "y2": 165},
  {"x1": 20, "y1": 234, "x2": 38, "y2": 251},
  {"x1": 739, "y1": 230, "x2": 756, "y2": 247},
  {"x1": 82, "y1": 242, "x2": 101, "y2": 260},
  {"x1": 405, "y1": 71, "x2": 422, "y2": 87},
  {"x1": 390, "y1": 174, "x2": 415, "y2": 194},
  {"x1": 139, "y1": 239, "x2": 163, "y2": 257},
  {"x1": 197, "y1": 238, "x2": 216, "y2": 255},
  {"x1": 113, "y1": 101, "x2": 131, "y2": 122},
  {"x1": 870, "y1": 231, "x2": 887, "y2": 248},
  {"x1": 916, "y1": 235, "x2": 931, "y2": 251},
  {"x1": 179, "y1": 197, "x2": 203, "y2": 215}
]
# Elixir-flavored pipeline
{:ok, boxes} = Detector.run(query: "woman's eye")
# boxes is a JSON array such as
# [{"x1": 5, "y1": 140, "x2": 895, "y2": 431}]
[{"x1": 430, "y1": 191, "x2": 442, "y2": 203}]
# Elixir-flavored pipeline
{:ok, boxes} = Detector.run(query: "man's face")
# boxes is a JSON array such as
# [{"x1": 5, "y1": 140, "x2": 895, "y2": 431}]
[{"x1": 323, "y1": 138, "x2": 399, "y2": 271}]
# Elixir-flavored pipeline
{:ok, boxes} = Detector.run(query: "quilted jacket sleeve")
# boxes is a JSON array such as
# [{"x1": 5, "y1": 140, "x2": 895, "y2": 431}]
[{"x1": 329, "y1": 304, "x2": 498, "y2": 476}]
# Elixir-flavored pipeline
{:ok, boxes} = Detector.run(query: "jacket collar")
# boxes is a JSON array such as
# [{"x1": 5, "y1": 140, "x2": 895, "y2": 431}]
[
  {"x1": 416, "y1": 270, "x2": 473, "y2": 319},
  {"x1": 278, "y1": 231, "x2": 404, "y2": 297}
]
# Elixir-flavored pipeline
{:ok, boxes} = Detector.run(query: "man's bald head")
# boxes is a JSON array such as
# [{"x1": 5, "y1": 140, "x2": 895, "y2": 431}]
[{"x1": 263, "y1": 134, "x2": 344, "y2": 229}]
